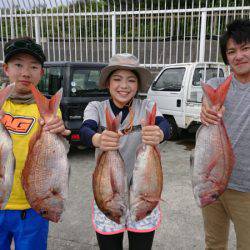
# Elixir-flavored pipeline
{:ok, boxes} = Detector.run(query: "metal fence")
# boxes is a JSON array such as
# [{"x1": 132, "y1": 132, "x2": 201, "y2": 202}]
[{"x1": 0, "y1": 0, "x2": 250, "y2": 67}]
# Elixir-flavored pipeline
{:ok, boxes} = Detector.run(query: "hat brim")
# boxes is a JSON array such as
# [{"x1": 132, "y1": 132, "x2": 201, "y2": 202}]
[
  {"x1": 99, "y1": 65, "x2": 152, "y2": 92},
  {"x1": 4, "y1": 48, "x2": 45, "y2": 65}
]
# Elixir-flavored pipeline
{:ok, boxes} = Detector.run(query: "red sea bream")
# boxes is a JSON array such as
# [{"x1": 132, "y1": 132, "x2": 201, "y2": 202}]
[
  {"x1": 92, "y1": 108, "x2": 128, "y2": 224},
  {"x1": 191, "y1": 75, "x2": 235, "y2": 207},
  {"x1": 22, "y1": 85, "x2": 70, "y2": 222},
  {"x1": 129, "y1": 103, "x2": 163, "y2": 221}
]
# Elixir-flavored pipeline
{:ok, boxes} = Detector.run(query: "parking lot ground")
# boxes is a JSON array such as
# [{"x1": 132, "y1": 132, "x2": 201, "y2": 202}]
[{"x1": 48, "y1": 133, "x2": 236, "y2": 250}]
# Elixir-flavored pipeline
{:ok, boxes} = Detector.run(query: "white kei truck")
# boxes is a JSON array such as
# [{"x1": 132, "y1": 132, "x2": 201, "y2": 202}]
[{"x1": 147, "y1": 62, "x2": 229, "y2": 139}]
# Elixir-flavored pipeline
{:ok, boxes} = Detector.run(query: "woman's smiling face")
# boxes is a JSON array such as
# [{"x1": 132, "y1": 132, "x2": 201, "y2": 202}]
[{"x1": 108, "y1": 69, "x2": 139, "y2": 108}]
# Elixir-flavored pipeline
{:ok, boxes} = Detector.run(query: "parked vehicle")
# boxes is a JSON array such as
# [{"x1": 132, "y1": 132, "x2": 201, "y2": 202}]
[
  {"x1": 147, "y1": 62, "x2": 229, "y2": 139},
  {"x1": 36, "y1": 61, "x2": 109, "y2": 147}
]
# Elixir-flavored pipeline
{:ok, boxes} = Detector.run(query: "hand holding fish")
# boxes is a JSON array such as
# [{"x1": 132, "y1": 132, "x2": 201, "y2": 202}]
[
  {"x1": 39, "y1": 116, "x2": 71, "y2": 136},
  {"x1": 141, "y1": 119, "x2": 164, "y2": 146},
  {"x1": 200, "y1": 97, "x2": 225, "y2": 126},
  {"x1": 92, "y1": 130, "x2": 123, "y2": 151}
]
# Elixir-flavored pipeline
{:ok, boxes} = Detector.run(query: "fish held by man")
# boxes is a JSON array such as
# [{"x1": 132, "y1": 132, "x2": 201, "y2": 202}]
[
  {"x1": 191, "y1": 75, "x2": 235, "y2": 207},
  {"x1": 0, "y1": 84, "x2": 15, "y2": 209},
  {"x1": 92, "y1": 107, "x2": 128, "y2": 224},
  {"x1": 129, "y1": 103, "x2": 163, "y2": 221},
  {"x1": 22, "y1": 85, "x2": 70, "y2": 222}
]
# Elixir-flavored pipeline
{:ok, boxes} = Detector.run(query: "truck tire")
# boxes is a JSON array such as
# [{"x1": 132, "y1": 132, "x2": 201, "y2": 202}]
[{"x1": 167, "y1": 117, "x2": 179, "y2": 140}]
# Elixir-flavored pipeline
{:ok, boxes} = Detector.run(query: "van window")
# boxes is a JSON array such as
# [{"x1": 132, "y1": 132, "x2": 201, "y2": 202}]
[
  {"x1": 38, "y1": 67, "x2": 63, "y2": 95},
  {"x1": 192, "y1": 68, "x2": 224, "y2": 86},
  {"x1": 152, "y1": 68, "x2": 185, "y2": 91},
  {"x1": 70, "y1": 69, "x2": 102, "y2": 96}
]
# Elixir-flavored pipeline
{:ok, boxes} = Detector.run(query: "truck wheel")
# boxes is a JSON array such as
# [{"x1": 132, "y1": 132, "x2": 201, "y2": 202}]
[{"x1": 167, "y1": 117, "x2": 179, "y2": 140}]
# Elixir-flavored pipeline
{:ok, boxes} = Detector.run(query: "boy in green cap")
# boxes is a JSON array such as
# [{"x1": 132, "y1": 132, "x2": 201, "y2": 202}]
[{"x1": 0, "y1": 37, "x2": 70, "y2": 250}]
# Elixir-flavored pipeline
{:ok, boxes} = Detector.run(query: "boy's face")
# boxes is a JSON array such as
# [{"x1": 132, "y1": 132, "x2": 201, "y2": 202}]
[
  {"x1": 226, "y1": 38, "x2": 250, "y2": 82},
  {"x1": 3, "y1": 53, "x2": 44, "y2": 95}
]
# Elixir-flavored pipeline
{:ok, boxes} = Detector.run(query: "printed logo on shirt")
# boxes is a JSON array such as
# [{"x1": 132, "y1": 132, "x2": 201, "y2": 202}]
[{"x1": 1, "y1": 113, "x2": 35, "y2": 134}]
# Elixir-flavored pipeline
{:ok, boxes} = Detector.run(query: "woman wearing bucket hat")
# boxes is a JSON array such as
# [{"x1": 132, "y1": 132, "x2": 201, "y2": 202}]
[{"x1": 80, "y1": 53, "x2": 170, "y2": 250}]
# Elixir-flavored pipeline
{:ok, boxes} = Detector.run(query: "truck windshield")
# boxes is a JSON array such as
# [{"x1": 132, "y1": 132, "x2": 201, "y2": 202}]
[
  {"x1": 152, "y1": 68, "x2": 185, "y2": 91},
  {"x1": 70, "y1": 69, "x2": 105, "y2": 97}
]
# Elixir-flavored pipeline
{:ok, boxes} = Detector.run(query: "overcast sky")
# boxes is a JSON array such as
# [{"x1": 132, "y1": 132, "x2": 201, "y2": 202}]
[{"x1": 0, "y1": 0, "x2": 71, "y2": 9}]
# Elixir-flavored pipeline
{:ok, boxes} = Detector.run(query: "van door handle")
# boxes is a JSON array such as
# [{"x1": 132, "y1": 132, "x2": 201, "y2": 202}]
[{"x1": 177, "y1": 99, "x2": 181, "y2": 107}]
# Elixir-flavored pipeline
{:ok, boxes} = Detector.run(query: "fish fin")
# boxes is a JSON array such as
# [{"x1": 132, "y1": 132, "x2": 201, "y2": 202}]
[
  {"x1": 110, "y1": 165, "x2": 119, "y2": 194},
  {"x1": 201, "y1": 74, "x2": 232, "y2": 107},
  {"x1": 105, "y1": 107, "x2": 120, "y2": 132},
  {"x1": 154, "y1": 146, "x2": 161, "y2": 161},
  {"x1": 146, "y1": 103, "x2": 157, "y2": 125},
  {"x1": 204, "y1": 154, "x2": 220, "y2": 179},
  {"x1": 49, "y1": 88, "x2": 63, "y2": 117},
  {"x1": 0, "y1": 83, "x2": 15, "y2": 109},
  {"x1": 29, "y1": 85, "x2": 62, "y2": 119}
]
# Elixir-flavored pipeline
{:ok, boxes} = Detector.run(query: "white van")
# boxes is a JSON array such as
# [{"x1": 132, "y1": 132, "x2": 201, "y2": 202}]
[{"x1": 147, "y1": 62, "x2": 229, "y2": 139}]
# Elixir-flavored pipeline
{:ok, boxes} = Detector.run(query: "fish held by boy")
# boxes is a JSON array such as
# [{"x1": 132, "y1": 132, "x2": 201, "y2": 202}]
[
  {"x1": 0, "y1": 84, "x2": 15, "y2": 209},
  {"x1": 22, "y1": 85, "x2": 70, "y2": 222},
  {"x1": 129, "y1": 103, "x2": 163, "y2": 221},
  {"x1": 191, "y1": 75, "x2": 235, "y2": 207},
  {"x1": 92, "y1": 107, "x2": 128, "y2": 224}
]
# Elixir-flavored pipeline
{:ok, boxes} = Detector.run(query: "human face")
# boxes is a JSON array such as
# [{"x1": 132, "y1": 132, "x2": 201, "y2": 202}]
[
  {"x1": 3, "y1": 53, "x2": 44, "y2": 95},
  {"x1": 108, "y1": 69, "x2": 138, "y2": 108},
  {"x1": 226, "y1": 38, "x2": 250, "y2": 83}
]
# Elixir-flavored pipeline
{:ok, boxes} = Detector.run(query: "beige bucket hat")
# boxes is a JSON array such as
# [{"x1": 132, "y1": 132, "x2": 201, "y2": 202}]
[{"x1": 99, "y1": 53, "x2": 152, "y2": 92}]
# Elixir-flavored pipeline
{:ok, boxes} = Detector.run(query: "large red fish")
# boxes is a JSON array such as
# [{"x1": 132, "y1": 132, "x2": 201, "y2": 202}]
[
  {"x1": 22, "y1": 85, "x2": 70, "y2": 222},
  {"x1": 92, "y1": 108, "x2": 128, "y2": 224},
  {"x1": 191, "y1": 75, "x2": 235, "y2": 207},
  {"x1": 0, "y1": 84, "x2": 15, "y2": 209},
  {"x1": 129, "y1": 103, "x2": 163, "y2": 221}
]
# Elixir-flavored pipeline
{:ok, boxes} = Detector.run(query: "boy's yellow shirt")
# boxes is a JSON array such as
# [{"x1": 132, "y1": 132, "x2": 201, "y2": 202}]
[{"x1": 2, "y1": 99, "x2": 61, "y2": 210}]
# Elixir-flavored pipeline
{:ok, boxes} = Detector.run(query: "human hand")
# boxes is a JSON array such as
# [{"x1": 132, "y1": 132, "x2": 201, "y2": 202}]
[
  {"x1": 93, "y1": 130, "x2": 123, "y2": 151},
  {"x1": 200, "y1": 98, "x2": 225, "y2": 126},
  {"x1": 39, "y1": 116, "x2": 71, "y2": 136},
  {"x1": 141, "y1": 119, "x2": 164, "y2": 146}
]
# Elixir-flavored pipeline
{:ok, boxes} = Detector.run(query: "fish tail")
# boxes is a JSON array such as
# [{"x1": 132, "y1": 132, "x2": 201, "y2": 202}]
[
  {"x1": 202, "y1": 74, "x2": 232, "y2": 106},
  {"x1": 146, "y1": 103, "x2": 157, "y2": 125},
  {"x1": 105, "y1": 107, "x2": 120, "y2": 132},
  {"x1": 0, "y1": 83, "x2": 15, "y2": 109},
  {"x1": 29, "y1": 85, "x2": 62, "y2": 118}
]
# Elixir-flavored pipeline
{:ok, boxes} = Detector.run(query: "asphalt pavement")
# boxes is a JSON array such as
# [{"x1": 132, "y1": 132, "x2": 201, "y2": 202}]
[{"x1": 47, "y1": 133, "x2": 236, "y2": 250}]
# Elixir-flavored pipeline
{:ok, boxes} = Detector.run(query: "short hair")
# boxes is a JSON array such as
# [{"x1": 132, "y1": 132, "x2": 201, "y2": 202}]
[{"x1": 220, "y1": 19, "x2": 250, "y2": 65}]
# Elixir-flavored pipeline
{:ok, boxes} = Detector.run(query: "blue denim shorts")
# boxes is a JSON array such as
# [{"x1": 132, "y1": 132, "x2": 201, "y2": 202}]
[{"x1": 0, "y1": 208, "x2": 49, "y2": 250}]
